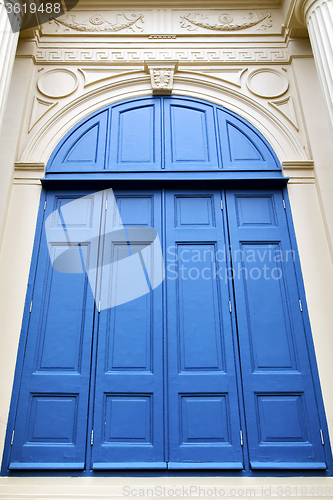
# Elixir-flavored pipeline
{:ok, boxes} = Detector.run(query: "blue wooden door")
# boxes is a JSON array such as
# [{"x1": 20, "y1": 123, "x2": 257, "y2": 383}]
[
  {"x1": 165, "y1": 189, "x2": 244, "y2": 468},
  {"x1": 9, "y1": 190, "x2": 103, "y2": 469},
  {"x1": 91, "y1": 190, "x2": 166, "y2": 469},
  {"x1": 226, "y1": 189, "x2": 327, "y2": 469},
  {"x1": 7, "y1": 187, "x2": 329, "y2": 472}
]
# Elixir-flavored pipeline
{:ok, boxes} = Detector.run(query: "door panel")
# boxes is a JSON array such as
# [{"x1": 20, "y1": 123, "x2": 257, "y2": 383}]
[
  {"x1": 49, "y1": 110, "x2": 109, "y2": 172},
  {"x1": 91, "y1": 191, "x2": 166, "y2": 468},
  {"x1": 216, "y1": 109, "x2": 278, "y2": 170},
  {"x1": 226, "y1": 189, "x2": 327, "y2": 469},
  {"x1": 164, "y1": 100, "x2": 219, "y2": 170},
  {"x1": 9, "y1": 191, "x2": 103, "y2": 469},
  {"x1": 165, "y1": 190, "x2": 244, "y2": 468},
  {"x1": 108, "y1": 100, "x2": 162, "y2": 171}
]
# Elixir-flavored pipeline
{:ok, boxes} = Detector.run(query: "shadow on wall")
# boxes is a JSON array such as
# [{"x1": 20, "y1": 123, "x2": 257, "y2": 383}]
[{"x1": 4, "y1": 0, "x2": 79, "y2": 33}]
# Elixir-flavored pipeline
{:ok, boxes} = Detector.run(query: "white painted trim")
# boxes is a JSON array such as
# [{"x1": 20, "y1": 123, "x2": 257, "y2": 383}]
[{"x1": 19, "y1": 71, "x2": 308, "y2": 166}]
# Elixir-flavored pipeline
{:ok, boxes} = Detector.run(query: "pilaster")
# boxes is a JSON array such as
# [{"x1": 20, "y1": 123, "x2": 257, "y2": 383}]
[{"x1": 0, "y1": 0, "x2": 22, "y2": 131}]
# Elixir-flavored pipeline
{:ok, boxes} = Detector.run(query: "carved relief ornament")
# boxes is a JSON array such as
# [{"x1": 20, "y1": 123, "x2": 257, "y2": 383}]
[
  {"x1": 144, "y1": 60, "x2": 179, "y2": 94},
  {"x1": 180, "y1": 12, "x2": 272, "y2": 31},
  {"x1": 51, "y1": 13, "x2": 144, "y2": 32}
]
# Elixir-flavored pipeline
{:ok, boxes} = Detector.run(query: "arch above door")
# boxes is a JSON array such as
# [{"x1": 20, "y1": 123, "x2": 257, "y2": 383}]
[
  {"x1": 44, "y1": 96, "x2": 283, "y2": 185},
  {"x1": 3, "y1": 94, "x2": 332, "y2": 475}
]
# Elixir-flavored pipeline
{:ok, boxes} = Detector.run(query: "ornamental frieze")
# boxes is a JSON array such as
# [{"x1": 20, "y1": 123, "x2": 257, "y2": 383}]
[
  {"x1": 50, "y1": 12, "x2": 144, "y2": 33},
  {"x1": 42, "y1": 9, "x2": 279, "y2": 36},
  {"x1": 34, "y1": 49, "x2": 289, "y2": 65},
  {"x1": 180, "y1": 12, "x2": 272, "y2": 31}
]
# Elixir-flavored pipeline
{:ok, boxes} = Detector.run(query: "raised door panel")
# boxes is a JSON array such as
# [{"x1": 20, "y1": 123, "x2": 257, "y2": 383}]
[
  {"x1": 91, "y1": 191, "x2": 165, "y2": 468},
  {"x1": 216, "y1": 109, "x2": 280, "y2": 170},
  {"x1": 226, "y1": 190, "x2": 327, "y2": 469},
  {"x1": 9, "y1": 191, "x2": 103, "y2": 469},
  {"x1": 164, "y1": 99, "x2": 219, "y2": 170},
  {"x1": 108, "y1": 100, "x2": 162, "y2": 171},
  {"x1": 47, "y1": 110, "x2": 109, "y2": 172},
  {"x1": 165, "y1": 190, "x2": 243, "y2": 468}
]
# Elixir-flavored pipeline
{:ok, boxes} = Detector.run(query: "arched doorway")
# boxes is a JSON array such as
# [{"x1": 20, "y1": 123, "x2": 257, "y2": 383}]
[{"x1": 2, "y1": 96, "x2": 330, "y2": 473}]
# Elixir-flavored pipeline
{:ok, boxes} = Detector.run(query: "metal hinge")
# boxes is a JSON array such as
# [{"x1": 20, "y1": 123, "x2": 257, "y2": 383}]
[
  {"x1": 29, "y1": 301, "x2": 33, "y2": 313},
  {"x1": 282, "y1": 199, "x2": 286, "y2": 210},
  {"x1": 98, "y1": 301, "x2": 101, "y2": 313},
  {"x1": 299, "y1": 299, "x2": 303, "y2": 312},
  {"x1": 229, "y1": 301, "x2": 232, "y2": 313},
  {"x1": 105, "y1": 199, "x2": 108, "y2": 211},
  {"x1": 240, "y1": 430, "x2": 243, "y2": 446},
  {"x1": 221, "y1": 200, "x2": 223, "y2": 210},
  {"x1": 91, "y1": 430, "x2": 94, "y2": 446},
  {"x1": 320, "y1": 429, "x2": 325, "y2": 445},
  {"x1": 10, "y1": 430, "x2": 14, "y2": 446},
  {"x1": 44, "y1": 201, "x2": 46, "y2": 211}
]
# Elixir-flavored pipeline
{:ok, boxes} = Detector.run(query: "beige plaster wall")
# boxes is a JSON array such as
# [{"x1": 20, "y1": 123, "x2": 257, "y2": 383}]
[
  {"x1": 0, "y1": 55, "x2": 35, "y2": 251},
  {"x1": 0, "y1": 2, "x2": 333, "y2": 497}
]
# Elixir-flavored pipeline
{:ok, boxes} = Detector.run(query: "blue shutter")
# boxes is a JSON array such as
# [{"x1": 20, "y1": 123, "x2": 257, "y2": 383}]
[
  {"x1": 9, "y1": 190, "x2": 102, "y2": 469},
  {"x1": 5, "y1": 186, "x2": 330, "y2": 473},
  {"x1": 165, "y1": 190, "x2": 243, "y2": 469},
  {"x1": 48, "y1": 110, "x2": 109, "y2": 172},
  {"x1": 91, "y1": 191, "x2": 166, "y2": 469},
  {"x1": 108, "y1": 99, "x2": 162, "y2": 170},
  {"x1": 163, "y1": 99, "x2": 219, "y2": 170},
  {"x1": 216, "y1": 109, "x2": 279, "y2": 170},
  {"x1": 45, "y1": 96, "x2": 282, "y2": 176},
  {"x1": 226, "y1": 189, "x2": 327, "y2": 469}
]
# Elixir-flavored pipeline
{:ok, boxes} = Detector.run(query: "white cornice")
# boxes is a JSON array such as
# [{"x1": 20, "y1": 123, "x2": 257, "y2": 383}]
[{"x1": 73, "y1": 0, "x2": 283, "y2": 7}]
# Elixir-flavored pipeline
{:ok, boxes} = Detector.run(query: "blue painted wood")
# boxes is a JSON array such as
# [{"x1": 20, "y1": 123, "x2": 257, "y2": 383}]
[
  {"x1": 8, "y1": 190, "x2": 103, "y2": 469},
  {"x1": 282, "y1": 188, "x2": 333, "y2": 473},
  {"x1": 108, "y1": 99, "x2": 162, "y2": 171},
  {"x1": 46, "y1": 96, "x2": 281, "y2": 175},
  {"x1": 91, "y1": 191, "x2": 165, "y2": 467},
  {"x1": 165, "y1": 189, "x2": 243, "y2": 467},
  {"x1": 167, "y1": 463, "x2": 244, "y2": 470},
  {"x1": 163, "y1": 99, "x2": 219, "y2": 170},
  {"x1": 41, "y1": 173, "x2": 288, "y2": 190},
  {"x1": 92, "y1": 463, "x2": 168, "y2": 469},
  {"x1": 48, "y1": 110, "x2": 109, "y2": 172},
  {"x1": 9, "y1": 463, "x2": 85, "y2": 470},
  {"x1": 4, "y1": 187, "x2": 331, "y2": 474},
  {"x1": 250, "y1": 462, "x2": 327, "y2": 470},
  {"x1": 5, "y1": 88, "x2": 331, "y2": 474},
  {"x1": 216, "y1": 108, "x2": 280, "y2": 170},
  {"x1": 226, "y1": 189, "x2": 327, "y2": 469}
]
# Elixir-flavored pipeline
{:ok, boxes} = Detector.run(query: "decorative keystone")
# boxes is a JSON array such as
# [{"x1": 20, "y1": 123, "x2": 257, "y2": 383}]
[{"x1": 144, "y1": 60, "x2": 179, "y2": 94}]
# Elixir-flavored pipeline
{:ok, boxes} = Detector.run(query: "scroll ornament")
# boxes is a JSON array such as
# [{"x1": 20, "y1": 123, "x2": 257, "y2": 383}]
[
  {"x1": 180, "y1": 12, "x2": 272, "y2": 31},
  {"x1": 51, "y1": 13, "x2": 144, "y2": 32}
]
